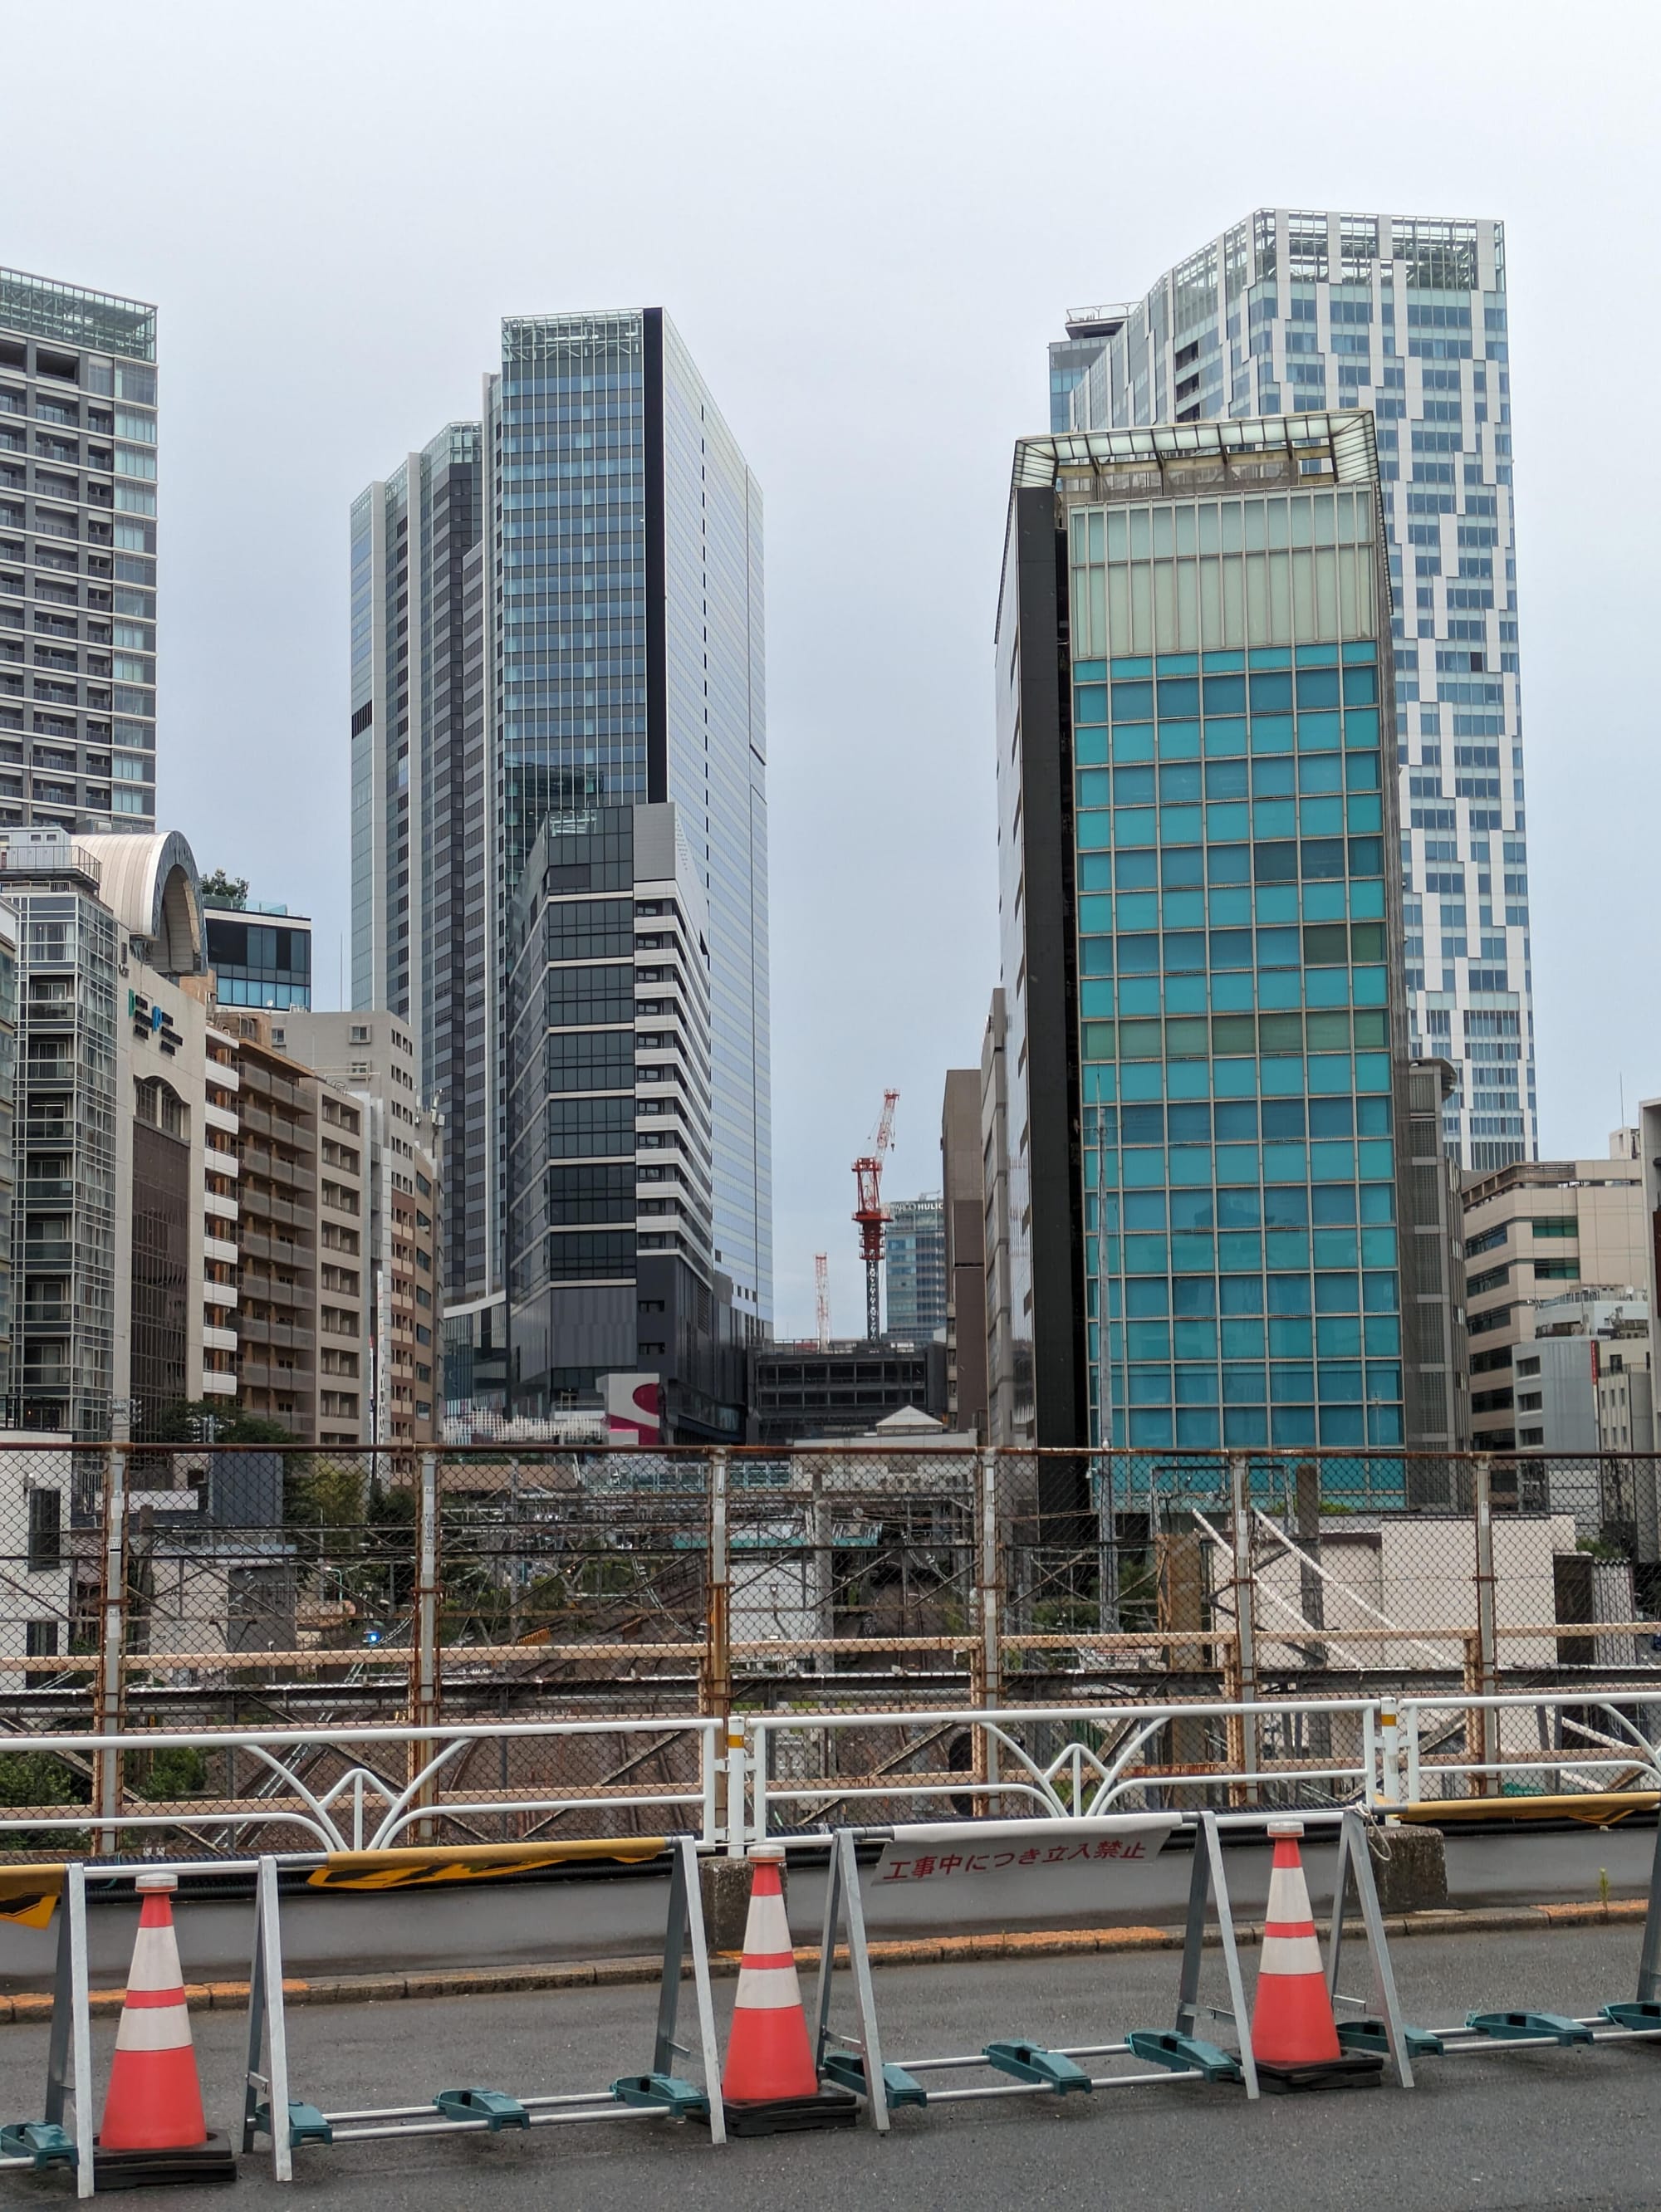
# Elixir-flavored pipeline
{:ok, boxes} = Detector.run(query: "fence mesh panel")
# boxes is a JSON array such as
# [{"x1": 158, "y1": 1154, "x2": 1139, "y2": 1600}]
[{"x1": 0, "y1": 1441, "x2": 1654, "y2": 1852}]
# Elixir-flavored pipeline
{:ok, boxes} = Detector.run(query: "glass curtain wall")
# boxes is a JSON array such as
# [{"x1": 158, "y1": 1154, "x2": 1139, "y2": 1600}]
[{"x1": 1066, "y1": 472, "x2": 1408, "y2": 1460}]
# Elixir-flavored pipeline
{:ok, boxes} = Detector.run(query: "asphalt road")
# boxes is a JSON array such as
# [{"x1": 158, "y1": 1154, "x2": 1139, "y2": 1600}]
[
  {"x1": 0, "y1": 1822, "x2": 1654, "y2": 1989},
  {"x1": 1, "y1": 1924, "x2": 1657, "y2": 2211}
]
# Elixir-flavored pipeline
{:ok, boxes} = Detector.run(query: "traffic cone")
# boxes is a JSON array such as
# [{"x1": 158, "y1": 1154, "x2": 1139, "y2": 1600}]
[
  {"x1": 1251, "y1": 1820, "x2": 1380, "y2": 2093},
  {"x1": 96, "y1": 1872, "x2": 238, "y2": 2186},
  {"x1": 718, "y1": 1846, "x2": 856, "y2": 2136}
]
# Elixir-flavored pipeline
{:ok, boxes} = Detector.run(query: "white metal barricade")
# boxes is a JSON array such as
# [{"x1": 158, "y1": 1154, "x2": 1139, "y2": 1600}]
[
  {"x1": 806, "y1": 1808, "x2": 1412, "y2": 2118},
  {"x1": 242, "y1": 1834, "x2": 727, "y2": 2177}
]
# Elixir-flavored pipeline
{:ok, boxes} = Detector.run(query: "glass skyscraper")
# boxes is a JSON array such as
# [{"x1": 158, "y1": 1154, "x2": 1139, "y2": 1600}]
[
  {"x1": 884, "y1": 1195, "x2": 947, "y2": 1343},
  {"x1": 350, "y1": 424, "x2": 483, "y2": 1304},
  {"x1": 353, "y1": 310, "x2": 771, "y2": 1387},
  {"x1": 0, "y1": 267, "x2": 158, "y2": 833},
  {"x1": 1052, "y1": 211, "x2": 1528, "y2": 1170},
  {"x1": 996, "y1": 414, "x2": 1427, "y2": 1475}
]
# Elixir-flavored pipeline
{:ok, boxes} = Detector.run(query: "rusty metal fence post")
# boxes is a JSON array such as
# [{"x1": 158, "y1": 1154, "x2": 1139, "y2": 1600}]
[
  {"x1": 1293, "y1": 1459, "x2": 1331, "y2": 1765},
  {"x1": 92, "y1": 1439, "x2": 129, "y2": 1853},
  {"x1": 1226, "y1": 1452, "x2": 1258, "y2": 1805},
  {"x1": 971, "y1": 1446, "x2": 1002, "y2": 1806},
  {"x1": 702, "y1": 1450, "x2": 734, "y2": 1843},
  {"x1": 1469, "y1": 1451, "x2": 1499, "y2": 1796},
  {"x1": 408, "y1": 1448, "x2": 442, "y2": 1840}
]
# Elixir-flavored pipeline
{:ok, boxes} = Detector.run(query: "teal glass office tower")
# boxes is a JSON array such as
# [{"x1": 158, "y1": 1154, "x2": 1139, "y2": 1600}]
[{"x1": 996, "y1": 414, "x2": 1421, "y2": 1463}]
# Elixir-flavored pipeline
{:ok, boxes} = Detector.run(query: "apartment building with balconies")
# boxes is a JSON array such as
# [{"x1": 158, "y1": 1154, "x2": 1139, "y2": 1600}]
[
  {"x1": 2, "y1": 833, "x2": 119, "y2": 1434},
  {"x1": 0, "y1": 828, "x2": 214, "y2": 1439},
  {"x1": 0, "y1": 267, "x2": 158, "y2": 831},
  {"x1": 1462, "y1": 1134, "x2": 1649, "y2": 1451},
  {"x1": 504, "y1": 800, "x2": 747, "y2": 1441},
  {"x1": 266, "y1": 1009, "x2": 441, "y2": 1447},
  {"x1": 211, "y1": 1009, "x2": 369, "y2": 1444},
  {"x1": 199, "y1": 1022, "x2": 240, "y2": 1399}
]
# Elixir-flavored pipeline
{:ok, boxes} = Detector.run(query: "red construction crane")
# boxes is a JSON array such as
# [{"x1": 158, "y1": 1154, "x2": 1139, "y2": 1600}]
[
  {"x1": 814, "y1": 1253, "x2": 831, "y2": 1351},
  {"x1": 852, "y1": 1089, "x2": 899, "y2": 1343}
]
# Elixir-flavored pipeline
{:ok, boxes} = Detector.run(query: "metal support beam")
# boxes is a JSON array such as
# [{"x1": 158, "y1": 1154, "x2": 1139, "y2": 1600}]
[
  {"x1": 93, "y1": 1444, "x2": 128, "y2": 1852},
  {"x1": 1228, "y1": 1456, "x2": 1257, "y2": 1804},
  {"x1": 973, "y1": 1448, "x2": 1002, "y2": 1805},
  {"x1": 1472, "y1": 1454, "x2": 1500, "y2": 1789},
  {"x1": 409, "y1": 1451, "x2": 441, "y2": 1842}
]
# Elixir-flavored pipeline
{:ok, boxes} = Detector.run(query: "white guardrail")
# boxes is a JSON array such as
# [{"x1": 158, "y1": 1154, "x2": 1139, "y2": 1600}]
[
  {"x1": 738, "y1": 1687, "x2": 1661, "y2": 1850},
  {"x1": 0, "y1": 1715, "x2": 723, "y2": 1853},
  {"x1": 1, "y1": 1690, "x2": 1660, "y2": 1862}
]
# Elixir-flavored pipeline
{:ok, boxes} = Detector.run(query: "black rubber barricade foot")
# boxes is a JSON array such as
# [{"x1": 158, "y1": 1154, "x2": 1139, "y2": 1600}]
[
  {"x1": 93, "y1": 2131, "x2": 240, "y2": 2188},
  {"x1": 716, "y1": 2087, "x2": 861, "y2": 2136},
  {"x1": 1254, "y1": 2053, "x2": 1384, "y2": 2095}
]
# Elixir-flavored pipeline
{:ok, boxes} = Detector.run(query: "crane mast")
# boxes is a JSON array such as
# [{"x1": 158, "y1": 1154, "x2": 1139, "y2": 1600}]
[{"x1": 851, "y1": 1089, "x2": 899, "y2": 1343}]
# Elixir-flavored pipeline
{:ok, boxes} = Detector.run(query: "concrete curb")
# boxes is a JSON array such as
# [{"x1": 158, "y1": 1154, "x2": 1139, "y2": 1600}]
[{"x1": 0, "y1": 1896, "x2": 1644, "y2": 2024}]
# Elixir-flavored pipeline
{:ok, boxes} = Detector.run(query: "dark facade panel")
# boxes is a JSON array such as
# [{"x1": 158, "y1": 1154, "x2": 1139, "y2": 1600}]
[{"x1": 1012, "y1": 486, "x2": 1088, "y2": 1454}]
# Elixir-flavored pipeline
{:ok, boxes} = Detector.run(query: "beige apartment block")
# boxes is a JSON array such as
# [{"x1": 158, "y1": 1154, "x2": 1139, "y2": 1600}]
[
  {"x1": 198, "y1": 1018, "x2": 241, "y2": 1400},
  {"x1": 268, "y1": 1010, "x2": 442, "y2": 1447},
  {"x1": 1461, "y1": 1133, "x2": 1648, "y2": 1452},
  {"x1": 209, "y1": 1009, "x2": 369, "y2": 1445}
]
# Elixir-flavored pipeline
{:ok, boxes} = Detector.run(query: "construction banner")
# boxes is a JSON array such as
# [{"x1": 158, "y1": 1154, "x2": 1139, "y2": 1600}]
[
  {"x1": 306, "y1": 1838, "x2": 669, "y2": 1892},
  {"x1": 870, "y1": 1815, "x2": 1178, "y2": 1915},
  {"x1": 0, "y1": 1864, "x2": 65, "y2": 1929}
]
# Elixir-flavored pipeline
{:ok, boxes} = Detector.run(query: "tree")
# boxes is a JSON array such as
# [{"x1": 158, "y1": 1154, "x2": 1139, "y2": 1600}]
[
  {"x1": 149, "y1": 1398, "x2": 294, "y2": 1446},
  {"x1": 198, "y1": 870, "x2": 248, "y2": 910}
]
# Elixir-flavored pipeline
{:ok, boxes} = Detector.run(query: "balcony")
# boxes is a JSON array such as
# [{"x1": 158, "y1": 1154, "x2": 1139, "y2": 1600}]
[
  {"x1": 22, "y1": 1240, "x2": 71, "y2": 1266},
  {"x1": 238, "y1": 1268, "x2": 309, "y2": 1304},
  {"x1": 237, "y1": 1228, "x2": 312, "y2": 1268},
  {"x1": 241, "y1": 1065, "x2": 305, "y2": 1112},
  {"x1": 237, "y1": 1315, "x2": 315, "y2": 1353},
  {"x1": 241, "y1": 1193, "x2": 309, "y2": 1233},
  {"x1": 22, "y1": 1177, "x2": 73, "y2": 1203},
  {"x1": 238, "y1": 1359, "x2": 313, "y2": 1392}
]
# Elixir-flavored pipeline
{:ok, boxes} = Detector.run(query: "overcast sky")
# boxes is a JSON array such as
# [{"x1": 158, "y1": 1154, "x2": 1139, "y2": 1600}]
[{"x1": 7, "y1": 0, "x2": 1658, "y2": 1337}]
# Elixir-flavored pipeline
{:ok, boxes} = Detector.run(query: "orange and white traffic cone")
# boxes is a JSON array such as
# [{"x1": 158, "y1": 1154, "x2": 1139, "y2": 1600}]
[
  {"x1": 96, "y1": 1872, "x2": 238, "y2": 2185},
  {"x1": 719, "y1": 1845, "x2": 856, "y2": 2135},
  {"x1": 1251, "y1": 1819, "x2": 1379, "y2": 2092}
]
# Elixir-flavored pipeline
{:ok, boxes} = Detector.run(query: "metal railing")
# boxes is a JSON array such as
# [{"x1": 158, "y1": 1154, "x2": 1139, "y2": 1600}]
[
  {"x1": 740, "y1": 1687, "x2": 1661, "y2": 1848},
  {"x1": 0, "y1": 1714, "x2": 723, "y2": 1856},
  {"x1": 0, "y1": 1686, "x2": 1657, "y2": 1862}
]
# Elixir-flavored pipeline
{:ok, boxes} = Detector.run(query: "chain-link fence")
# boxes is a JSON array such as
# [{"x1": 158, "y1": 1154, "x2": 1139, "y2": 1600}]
[{"x1": 0, "y1": 1441, "x2": 1654, "y2": 1852}]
